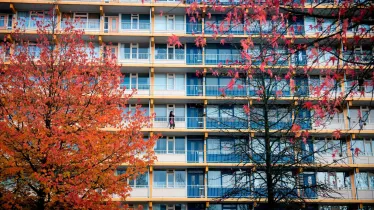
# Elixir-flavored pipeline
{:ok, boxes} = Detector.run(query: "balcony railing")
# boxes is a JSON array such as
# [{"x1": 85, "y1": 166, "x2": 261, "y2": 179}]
[
  {"x1": 345, "y1": 84, "x2": 373, "y2": 97},
  {"x1": 153, "y1": 85, "x2": 204, "y2": 96},
  {"x1": 349, "y1": 117, "x2": 374, "y2": 130},
  {"x1": 205, "y1": 23, "x2": 245, "y2": 35},
  {"x1": 119, "y1": 0, "x2": 151, "y2": 2},
  {"x1": 289, "y1": 24, "x2": 305, "y2": 35},
  {"x1": 205, "y1": 54, "x2": 244, "y2": 65},
  {"x1": 205, "y1": 85, "x2": 248, "y2": 97},
  {"x1": 206, "y1": 150, "x2": 249, "y2": 163},
  {"x1": 313, "y1": 118, "x2": 346, "y2": 130},
  {"x1": 154, "y1": 150, "x2": 185, "y2": 154},
  {"x1": 187, "y1": 150, "x2": 204, "y2": 163},
  {"x1": 187, "y1": 185, "x2": 205, "y2": 198},
  {"x1": 62, "y1": 19, "x2": 100, "y2": 32},
  {"x1": 120, "y1": 22, "x2": 151, "y2": 32},
  {"x1": 208, "y1": 186, "x2": 250, "y2": 197},
  {"x1": 154, "y1": 23, "x2": 185, "y2": 33},
  {"x1": 118, "y1": 53, "x2": 151, "y2": 63},
  {"x1": 206, "y1": 117, "x2": 248, "y2": 129},
  {"x1": 343, "y1": 52, "x2": 372, "y2": 64},
  {"x1": 291, "y1": 55, "x2": 308, "y2": 66},
  {"x1": 153, "y1": 117, "x2": 204, "y2": 129},
  {"x1": 155, "y1": 53, "x2": 185, "y2": 60}
]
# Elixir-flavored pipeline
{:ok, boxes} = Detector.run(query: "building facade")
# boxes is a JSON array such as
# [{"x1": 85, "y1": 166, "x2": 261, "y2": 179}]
[{"x1": 0, "y1": 0, "x2": 373, "y2": 209}]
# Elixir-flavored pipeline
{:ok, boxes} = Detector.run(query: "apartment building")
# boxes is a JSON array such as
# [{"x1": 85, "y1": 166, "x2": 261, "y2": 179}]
[{"x1": 0, "y1": 0, "x2": 373, "y2": 209}]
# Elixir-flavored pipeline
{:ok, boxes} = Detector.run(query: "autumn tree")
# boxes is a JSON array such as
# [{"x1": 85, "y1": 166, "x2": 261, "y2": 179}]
[
  {"x1": 166, "y1": 0, "x2": 374, "y2": 209},
  {"x1": 0, "y1": 12, "x2": 156, "y2": 210}
]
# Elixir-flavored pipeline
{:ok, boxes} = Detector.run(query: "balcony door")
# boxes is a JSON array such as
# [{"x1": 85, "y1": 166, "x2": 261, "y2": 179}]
[
  {"x1": 130, "y1": 43, "x2": 139, "y2": 59},
  {"x1": 107, "y1": 16, "x2": 119, "y2": 33},
  {"x1": 105, "y1": 45, "x2": 118, "y2": 61},
  {"x1": 187, "y1": 171, "x2": 204, "y2": 197},
  {"x1": 0, "y1": 15, "x2": 8, "y2": 30},
  {"x1": 187, "y1": 140, "x2": 203, "y2": 163},
  {"x1": 131, "y1": 14, "x2": 139, "y2": 30}
]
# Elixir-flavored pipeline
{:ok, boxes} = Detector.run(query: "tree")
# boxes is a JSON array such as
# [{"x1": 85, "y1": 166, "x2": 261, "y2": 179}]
[
  {"x1": 0, "y1": 12, "x2": 156, "y2": 209},
  {"x1": 167, "y1": 0, "x2": 374, "y2": 209}
]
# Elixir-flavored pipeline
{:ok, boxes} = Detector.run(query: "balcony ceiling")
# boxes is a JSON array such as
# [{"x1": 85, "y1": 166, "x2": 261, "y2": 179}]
[
  {"x1": 59, "y1": 5, "x2": 101, "y2": 13},
  {"x1": 12, "y1": 3, "x2": 54, "y2": 11},
  {"x1": 103, "y1": 36, "x2": 151, "y2": 43}
]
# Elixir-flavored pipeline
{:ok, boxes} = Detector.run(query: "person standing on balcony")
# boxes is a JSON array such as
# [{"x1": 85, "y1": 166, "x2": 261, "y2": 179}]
[{"x1": 169, "y1": 111, "x2": 175, "y2": 129}]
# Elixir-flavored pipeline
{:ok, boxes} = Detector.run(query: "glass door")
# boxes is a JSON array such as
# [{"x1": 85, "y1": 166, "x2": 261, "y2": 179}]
[
  {"x1": 108, "y1": 16, "x2": 119, "y2": 32},
  {"x1": 131, "y1": 14, "x2": 139, "y2": 30},
  {"x1": 130, "y1": 43, "x2": 138, "y2": 59}
]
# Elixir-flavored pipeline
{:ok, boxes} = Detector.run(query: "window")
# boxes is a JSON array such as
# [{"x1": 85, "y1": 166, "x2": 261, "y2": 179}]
[
  {"x1": 28, "y1": 43, "x2": 41, "y2": 58},
  {"x1": 123, "y1": 104, "x2": 149, "y2": 117},
  {"x1": 154, "y1": 137, "x2": 185, "y2": 154},
  {"x1": 352, "y1": 139, "x2": 374, "y2": 156},
  {"x1": 120, "y1": 43, "x2": 149, "y2": 60},
  {"x1": 154, "y1": 170, "x2": 186, "y2": 188},
  {"x1": 319, "y1": 206, "x2": 348, "y2": 210},
  {"x1": 314, "y1": 139, "x2": 346, "y2": 155},
  {"x1": 121, "y1": 73, "x2": 149, "y2": 90},
  {"x1": 317, "y1": 172, "x2": 351, "y2": 189},
  {"x1": 155, "y1": 44, "x2": 184, "y2": 60},
  {"x1": 154, "y1": 204, "x2": 186, "y2": 210},
  {"x1": 154, "y1": 73, "x2": 185, "y2": 90},
  {"x1": 131, "y1": 14, "x2": 139, "y2": 29},
  {"x1": 167, "y1": 15, "x2": 175, "y2": 30},
  {"x1": 253, "y1": 171, "x2": 266, "y2": 189},
  {"x1": 356, "y1": 172, "x2": 374, "y2": 190},
  {"x1": 129, "y1": 173, "x2": 148, "y2": 188}
]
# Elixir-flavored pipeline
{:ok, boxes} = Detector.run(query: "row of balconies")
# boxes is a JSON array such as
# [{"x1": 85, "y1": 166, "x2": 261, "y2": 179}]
[
  {"x1": 113, "y1": 175, "x2": 374, "y2": 200},
  {"x1": 154, "y1": 149, "x2": 374, "y2": 164},
  {"x1": 1, "y1": 11, "x2": 373, "y2": 38},
  {"x1": 122, "y1": 84, "x2": 372, "y2": 98},
  {"x1": 5, "y1": 0, "x2": 366, "y2": 6}
]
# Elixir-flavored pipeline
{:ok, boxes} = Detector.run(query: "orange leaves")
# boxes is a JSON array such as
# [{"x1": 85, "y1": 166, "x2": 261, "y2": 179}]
[{"x1": 0, "y1": 16, "x2": 157, "y2": 209}]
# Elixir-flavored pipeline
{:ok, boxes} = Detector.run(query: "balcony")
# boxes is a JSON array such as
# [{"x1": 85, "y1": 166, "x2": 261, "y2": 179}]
[
  {"x1": 154, "y1": 53, "x2": 185, "y2": 64},
  {"x1": 155, "y1": 150, "x2": 186, "y2": 162},
  {"x1": 314, "y1": 153, "x2": 349, "y2": 164},
  {"x1": 206, "y1": 150, "x2": 248, "y2": 163},
  {"x1": 154, "y1": 23, "x2": 185, "y2": 34},
  {"x1": 118, "y1": 53, "x2": 151, "y2": 64},
  {"x1": 187, "y1": 150, "x2": 204, "y2": 163},
  {"x1": 120, "y1": 22, "x2": 151, "y2": 33},
  {"x1": 112, "y1": 186, "x2": 149, "y2": 198},
  {"x1": 205, "y1": 54, "x2": 245, "y2": 65},
  {"x1": 153, "y1": 85, "x2": 188, "y2": 96},
  {"x1": 205, "y1": 85, "x2": 248, "y2": 97},
  {"x1": 129, "y1": 187, "x2": 149, "y2": 197},
  {"x1": 152, "y1": 187, "x2": 187, "y2": 198},
  {"x1": 206, "y1": 117, "x2": 248, "y2": 129},
  {"x1": 313, "y1": 119, "x2": 346, "y2": 130},
  {"x1": 357, "y1": 190, "x2": 374, "y2": 200},
  {"x1": 318, "y1": 188, "x2": 353, "y2": 199},
  {"x1": 208, "y1": 186, "x2": 250, "y2": 197},
  {"x1": 291, "y1": 55, "x2": 308, "y2": 66},
  {"x1": 62, "y1": 20, "x2": 100, "y2": 32},
  {"x1": 343, "y1": 52, "x2": 372, "y2": 65},
  {"x1": 205, "y1": 23, "x2": 244, "y2": 35},
  {"x1": 352, "y1": 153, "x2": 374, "y2": 164},
  {"x1": 346, "y1": 84, "x2": 374, "y2": 98},
  {"x1": 289, "y1": 24, "x2": 305, "y2": 35},
  {"x1": 153, "y1": 117, "x2": 204, "y2": 129},
  {"x1": 120, "y1": 84, "x2": 150, "y2": 95},
  {"x1": 349, "y1": 117, "x2": 374, "y2": 130},
  {"x1": 187, "y1": 185, "x2": 205, "y2": 198}
]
